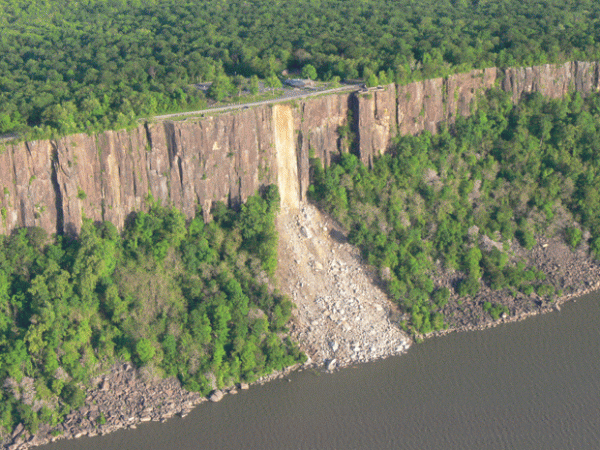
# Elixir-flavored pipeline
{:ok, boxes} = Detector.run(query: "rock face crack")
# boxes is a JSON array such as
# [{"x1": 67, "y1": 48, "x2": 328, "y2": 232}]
[
  {"x1": 162, "y1": 122, "x2": 186, "y2": 200},
  {"x1": 143, "y1": 122, "x2": 153, "y2": 150},
  {"x1": 348, "y1": 93, "x2": 360, "y2": 159},
  {"x1": 177, "y1": 156, "x2": 184, "y2": 196},
  {"x1": 50, "y1": 144, "x2": 64, "y2": 235}
]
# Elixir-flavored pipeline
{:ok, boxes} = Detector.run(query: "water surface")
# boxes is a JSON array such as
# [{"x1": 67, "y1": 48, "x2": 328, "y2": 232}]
[{"x1": 43, "y1": 293, "x2": 600, "y2": 449}]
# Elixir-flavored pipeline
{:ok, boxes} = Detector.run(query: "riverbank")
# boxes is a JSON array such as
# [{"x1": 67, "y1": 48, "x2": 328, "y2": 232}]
[
  {"x1": 2, "y1": 363, "x2": 202, "y2": 449},
  {"x1": 425, "y1": 277, "x2": 600, "y2": 340},
  {"x1": 37, "y1": 290, "x2": 600, "y2": 450},
  {"x1": 1, "y1": 360, "x2": 308, "y2": 450},
  {"x1": 424, "y1": 231, "x2": 600, "y2": 339},
  {"x1": 4, "y1": 205, "x2": 600, "y2": 450}
]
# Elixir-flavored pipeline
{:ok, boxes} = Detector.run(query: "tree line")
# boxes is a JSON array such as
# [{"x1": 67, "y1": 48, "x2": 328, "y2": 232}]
[{"x1": 2, "y1": 0, "x2": 600, "y2": 137}]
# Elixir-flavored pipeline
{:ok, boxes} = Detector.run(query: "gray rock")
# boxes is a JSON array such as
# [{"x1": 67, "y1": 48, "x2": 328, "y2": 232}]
[
  {"x1": 209, "y1": 390, "x2": 224, "y2": 402},
  {"x1": 11, "y1": 423, "x2": 24, "y2": 439},
  {"x1": 326, "y1": 359, "x2": 337, "y2": 371},
  {"x1": 300, "y1": 226, "x2": 311, "y2": 238}
]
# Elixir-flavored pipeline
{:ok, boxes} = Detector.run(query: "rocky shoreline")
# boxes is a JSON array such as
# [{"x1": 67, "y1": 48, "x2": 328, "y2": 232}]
[
  {"x1": 425, "y1": 231, "x2": 600, "y2": 338},
  {"x1": 1, "y1": 360, "x2": 305, "y2": 450},
  {"x1": 2, "y1": 362, "x2": 203, "y2": 450},
  {"x1": 4, "y1": 206, "x2": 600, "y2": 450},
  {"x1": 425, "y1": 280, "x2": 600, "y2": 340},
  {"x1": 6, "y1": 279, "x2": 596, "y2": 450}
]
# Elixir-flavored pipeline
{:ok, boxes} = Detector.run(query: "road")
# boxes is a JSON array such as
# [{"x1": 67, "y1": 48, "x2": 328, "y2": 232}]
[{"x1": 153, "y1": 83, "x2": 363, "y2": 121}]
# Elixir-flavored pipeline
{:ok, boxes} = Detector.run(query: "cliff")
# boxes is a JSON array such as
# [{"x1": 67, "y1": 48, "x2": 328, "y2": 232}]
[{"x1": 2, "y1": 61, "x2": 599, "y2": 235}]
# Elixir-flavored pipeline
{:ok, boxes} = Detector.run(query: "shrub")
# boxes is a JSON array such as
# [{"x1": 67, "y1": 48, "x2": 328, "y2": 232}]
[
  {"x1": 483, "y1": 301, "x2": 509, "y2": 320},
  {"x1": 136, "y1": 338, "x2": 156, "y2": 364},
  {"x1": 565, "y1": 226, "x2": 583, "y2": 249},
  {"x1": 536, "y1": 284, "x2": 555, "y2": 297},
  {"x1": 521, "y1": 285, "x2": 535, "y2": 295},
  {"x1": 432, "y1": 287, "x2": 450, "y2": 308},
  {"x1": 458, "y1": 277, "x2": 480, "y2": 297},
  {"x1": 516, "y1": 228, "x2": 536, "y2": 250},
  {"x1": 61, "y1": 384, "x2": 86, "y2": 409}
]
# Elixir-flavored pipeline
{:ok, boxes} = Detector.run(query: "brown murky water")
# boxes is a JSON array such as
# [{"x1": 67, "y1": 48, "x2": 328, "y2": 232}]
[{"x1": 42, "y1": 292, "x2": 600, "y2": 450}]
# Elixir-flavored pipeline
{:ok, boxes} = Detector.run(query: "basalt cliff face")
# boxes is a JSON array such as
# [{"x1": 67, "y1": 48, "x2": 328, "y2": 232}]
[{"x1": 2, "y1": 61, "x2": 599, "y2": 235}]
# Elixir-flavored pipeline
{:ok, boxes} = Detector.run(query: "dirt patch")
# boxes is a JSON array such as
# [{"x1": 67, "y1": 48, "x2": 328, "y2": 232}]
[{"x1": 276, "y1": 203, "x2": 411, "y2": 370}]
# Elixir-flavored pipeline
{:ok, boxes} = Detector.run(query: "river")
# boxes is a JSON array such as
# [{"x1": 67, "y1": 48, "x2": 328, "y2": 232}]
[{"x1": 42, "y1": 292, "x2": 600, "y2": 450}]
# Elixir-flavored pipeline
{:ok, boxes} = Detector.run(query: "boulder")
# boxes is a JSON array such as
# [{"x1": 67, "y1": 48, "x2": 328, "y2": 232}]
[
  {"x1": 11, "y1": 423, "x2": 24, "y2": 440},
  {"x1": 300, "y1": 226, "x2": 311, "y2": 238},
  {"x1": 209, "y1": 390, "x2": 224, "y2": 402}
]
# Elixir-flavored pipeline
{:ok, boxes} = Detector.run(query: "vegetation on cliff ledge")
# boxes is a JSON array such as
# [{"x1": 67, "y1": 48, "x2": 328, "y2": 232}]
[
  {"x1": 310, "y1": 89, "x2": 600, "y2": 334},
  {"x1": 0, "y1": 185, "x2": 303, "y2": 435},
  {"x1": 2, "y1": 0, "x2": 600, "y2": 137}
]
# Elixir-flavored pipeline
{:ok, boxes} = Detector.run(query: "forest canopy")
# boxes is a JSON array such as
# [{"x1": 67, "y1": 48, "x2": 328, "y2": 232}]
[
  {"x1": 0, "y1": 186, "x2": 304, "y2": 434},
  {"x1": 2, "y1": 0, "x2": 600, "y2": 136},
  {"x1": 4, "y1": 0, "x2": 600, "y2": 436},
  {"x1": 309, "y1": 89, "x2": 600, "y2": 334}
]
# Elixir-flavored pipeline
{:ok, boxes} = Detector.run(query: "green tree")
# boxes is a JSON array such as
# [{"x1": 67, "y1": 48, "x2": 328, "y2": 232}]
[
  {"x1": 208, "y1": 74, "x2": 234, "y2": 101},
  {"x1": 136, "y1": 338, "x2": 156, "y2": 364},
  {"x1": 249, "y1": 75, "x2": 260, "y2": 95},
  {"x1": 265, "y1": 74, "x2": 282, "y2": 95},
  {"x1": 565, "y1": 227, "x2": 582, "y2": 248},
  {"x1": 301, "y1": 64, "x2": 317, "y2": 80}
]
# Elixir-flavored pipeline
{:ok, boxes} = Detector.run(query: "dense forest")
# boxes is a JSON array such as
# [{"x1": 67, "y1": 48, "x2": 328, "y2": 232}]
[
  {"x1": 0, "y1": 186, "x2": 304, "y2": 434},
  {"x1": 310, "y1": 89, "x2": 600, "y2": 334},
  {"x1": 5, "y1": 0, "x2": 600, "y2": 439},
  {"x1": 2, "y1": 0, "x2": 600, "y2": 136}
]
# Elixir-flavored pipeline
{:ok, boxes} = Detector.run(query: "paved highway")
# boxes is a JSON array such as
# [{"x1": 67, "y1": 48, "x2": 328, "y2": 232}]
[{"x1": 153, "y1": 83, "x2": 363, "y2": 121}]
